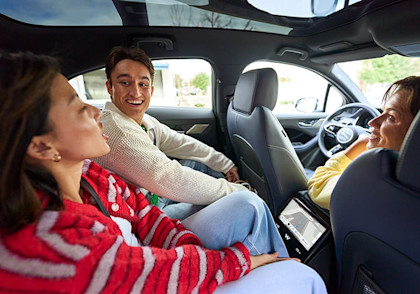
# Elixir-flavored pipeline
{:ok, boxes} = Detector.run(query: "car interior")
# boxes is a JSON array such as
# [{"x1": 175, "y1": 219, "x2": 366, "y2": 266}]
[
  {"x1": 1, "y1": 0, "x2": 420, "y2": 293},
  {"x1": 227, "y1": 67, "x2": 309, "y2": 214}
]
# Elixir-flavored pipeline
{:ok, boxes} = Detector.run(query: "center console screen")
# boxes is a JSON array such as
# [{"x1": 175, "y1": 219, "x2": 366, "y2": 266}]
[{"x1": 278, "y1": 198, "x2": 326, "y2": 251}]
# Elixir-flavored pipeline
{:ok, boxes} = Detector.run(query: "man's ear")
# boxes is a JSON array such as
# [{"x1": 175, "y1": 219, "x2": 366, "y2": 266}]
[
  {"x1": 106, "y1": 80, "x2": 113, "y2": 99},
  {"x1": 151, "y1": 85, "x2": 154, "y2": 97},
  {"x1": 26, "y1": 135, "x2": 56, "y2": 161}
]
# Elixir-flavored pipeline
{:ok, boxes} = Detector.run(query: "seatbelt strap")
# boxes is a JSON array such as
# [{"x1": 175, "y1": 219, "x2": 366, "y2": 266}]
[
  {"x1": 140, "y1": 124, "x2": 159, "y2": 205},
  {"x1": 151, "y1": 129, "x2": 156, "y2": 145},
  {"x1": 81, "y1": 177, "x2": 111, "y2": 217},
  {"x1": 141, "y1": 125, "x2": 156, "y2": 146}
]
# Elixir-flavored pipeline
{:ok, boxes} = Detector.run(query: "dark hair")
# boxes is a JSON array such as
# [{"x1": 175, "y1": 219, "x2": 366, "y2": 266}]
[
  {"x1": 383, "y1": 76, "x2": 420, "y2": 116},
  {"x1": 0, "y1": 51, "x2": 62, "y2": 234},
  {"x1": 105, "y1": 46, "x2": 155, "y2": 85}
]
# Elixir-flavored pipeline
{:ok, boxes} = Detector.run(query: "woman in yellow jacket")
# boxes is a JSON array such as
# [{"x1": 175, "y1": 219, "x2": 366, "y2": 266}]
[{"x1": 308, "y1": 76, "x2": 420, "y2": 209}]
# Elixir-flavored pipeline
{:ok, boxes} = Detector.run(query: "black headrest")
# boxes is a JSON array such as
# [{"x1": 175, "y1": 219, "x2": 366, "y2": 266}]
[
  {"x1": 396, "y1": 111, "x2": 420, "y2": 193},
  {"x1": 232, "y1": 68, "x2": 278, "y2": 114}
]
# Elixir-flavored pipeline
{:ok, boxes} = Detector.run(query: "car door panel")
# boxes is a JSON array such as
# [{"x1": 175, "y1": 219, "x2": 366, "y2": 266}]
[
  {"x1": 276, "y1": 113, "x2": 328, "y2": 168},
  {"x1": 146, "y1": 107, "x2": 221, "y2": 152}
]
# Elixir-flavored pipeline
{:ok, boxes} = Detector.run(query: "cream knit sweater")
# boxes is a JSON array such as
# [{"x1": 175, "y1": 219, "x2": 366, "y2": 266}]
[{"x1": 94, "y1": 102, "x2": 245, "y2": 205}]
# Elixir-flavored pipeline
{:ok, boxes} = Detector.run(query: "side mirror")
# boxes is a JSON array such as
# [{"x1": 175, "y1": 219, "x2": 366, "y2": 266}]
[{"x1": 295, "y1": 97, "x2": 319, "y2": 113}]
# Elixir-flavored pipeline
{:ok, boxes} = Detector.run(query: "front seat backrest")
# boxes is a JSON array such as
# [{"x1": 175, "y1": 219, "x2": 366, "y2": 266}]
[
  {"x1": 330, "y1": 111, "x2": 420, "y2": 294},
  {"x1": 227, "y1": 68, "x2": 308, "y2": 215}
]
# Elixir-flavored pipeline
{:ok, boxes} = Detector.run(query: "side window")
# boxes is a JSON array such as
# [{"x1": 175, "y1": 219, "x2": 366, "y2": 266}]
[
  {"x1": 69, "y1": 59, "x2": 213, "y2": 109},
  {"x1": 243, "y1": 61, "x2": 344, "y2": 114},
  {"x1": 325, "y1": 86, "x2": 344, "y2": 112}
]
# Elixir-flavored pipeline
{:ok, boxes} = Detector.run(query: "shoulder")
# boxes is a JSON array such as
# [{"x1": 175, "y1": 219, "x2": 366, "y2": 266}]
[
  {"x1": 82, "y1": 160, "x2": 146, "y2": 210},
  {"x1": 82, "y1": 160, "x2": 117, "y2": 191},
  {"x1": 83, "y1": 160, "x2": 131, "y2": 187},
  {"x1": 142, "y1": 113, "x2": 160, "y2": 128},
  {"x1": 329, "y1": 151, "x2": 352, "y2": 167},
  {"x1": 101, "y1": 114, "x2": 148, "y2": 145},
  {"x1": 102, "y1": 109, "x2": 132, "y2": 130}
]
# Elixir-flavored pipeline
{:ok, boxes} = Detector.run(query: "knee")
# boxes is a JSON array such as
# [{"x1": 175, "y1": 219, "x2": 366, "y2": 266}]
[{"x1": 229, "y1": 190, "x2": 268, "y2": 214}]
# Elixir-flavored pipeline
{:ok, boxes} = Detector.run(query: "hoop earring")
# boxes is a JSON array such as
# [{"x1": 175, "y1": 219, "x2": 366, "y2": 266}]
[{"x1": 52, "y1": 153, "x2": 62, "y2": 162}]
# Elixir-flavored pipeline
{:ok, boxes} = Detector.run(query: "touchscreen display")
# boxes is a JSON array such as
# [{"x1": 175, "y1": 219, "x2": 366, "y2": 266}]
[{"x1": 279, "y1": 199, "x2": 326, "y2": 251}]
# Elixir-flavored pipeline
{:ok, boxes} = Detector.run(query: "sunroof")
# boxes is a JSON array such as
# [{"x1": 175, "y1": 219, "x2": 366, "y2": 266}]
[
  {"x1": 0, "y1": 0, "x2": 293, "y2": 35},
  {"x1": 0, "y1": 0, "x2": 122, "y2": 25},
  {"x1": 0, "y1": 0, "x2": 361, "y2": 34},
  {"x1": 0, "y1": 0, "x2": 364, "y2": 28},
  {"x1": 248, "y1": 0, "x2": 362, "y2": 18}
]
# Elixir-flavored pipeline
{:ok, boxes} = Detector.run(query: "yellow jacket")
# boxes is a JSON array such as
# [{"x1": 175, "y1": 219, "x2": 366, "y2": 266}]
[{"x1": 307, "y1": 151, "x2": 351, "y2": 209}]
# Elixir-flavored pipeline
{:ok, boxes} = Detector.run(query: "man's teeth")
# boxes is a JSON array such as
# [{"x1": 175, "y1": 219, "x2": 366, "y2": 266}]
[{"x1": 128, "y1": 100, "x2": 143, "y2": 105}]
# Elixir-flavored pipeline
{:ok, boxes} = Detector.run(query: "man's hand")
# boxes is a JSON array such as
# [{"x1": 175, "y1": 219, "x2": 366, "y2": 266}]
[
  {"x1": 250, "y1": 252, "x2": 301, "y2": 270},
  {"x1": 225, "y1": 166, "x2": 240, "y2": 182}
]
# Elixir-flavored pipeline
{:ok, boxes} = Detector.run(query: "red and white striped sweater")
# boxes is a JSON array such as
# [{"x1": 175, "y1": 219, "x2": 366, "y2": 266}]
[{"x1": 0, "y1": 160, "x2": 250, "y2": 293}]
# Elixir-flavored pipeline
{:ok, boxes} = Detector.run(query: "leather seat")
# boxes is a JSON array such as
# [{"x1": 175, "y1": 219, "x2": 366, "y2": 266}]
[
  {"x1": 227, "y1": 68, "x2": 308, "y2": 215},
  {"x1": 330, "y1": 111, "x2": 420, "y2": 293}
]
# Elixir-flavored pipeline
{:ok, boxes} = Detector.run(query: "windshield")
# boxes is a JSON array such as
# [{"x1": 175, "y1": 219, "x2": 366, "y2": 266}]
[{"x1": 338, "y1": 54, "x2": 420, "y2": 108}]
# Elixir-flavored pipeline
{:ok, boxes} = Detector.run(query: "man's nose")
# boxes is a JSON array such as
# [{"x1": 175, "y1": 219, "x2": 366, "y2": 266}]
[{"x1": 130, "y1": 84, "x2": 141, "y2": 97}]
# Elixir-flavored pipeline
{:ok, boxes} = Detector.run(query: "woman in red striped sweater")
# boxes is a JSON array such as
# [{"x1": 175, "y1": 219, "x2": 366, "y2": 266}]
[{"x1": 0, "y1": 51, "x2": 326, "y2": 293}]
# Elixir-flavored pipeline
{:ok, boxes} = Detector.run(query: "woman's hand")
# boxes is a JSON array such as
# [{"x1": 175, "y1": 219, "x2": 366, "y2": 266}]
[
  {"x1": 250, "y1": 252, "x2": 301, "y2": 270},
  {"x1": 344, "y1": 134, "x2": 370, "y2": 160}
]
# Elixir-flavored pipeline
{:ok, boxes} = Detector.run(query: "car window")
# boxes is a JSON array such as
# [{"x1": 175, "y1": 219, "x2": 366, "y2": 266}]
[
  {"x1": 338, "y1": 54, "x2": 420, "y2": 108},
  {"x1": 243, "y1": 61, "x2": 345, "y2": 114},
  {"x1": 69, "y1": 59, "x2": 213, "y2": 109}
]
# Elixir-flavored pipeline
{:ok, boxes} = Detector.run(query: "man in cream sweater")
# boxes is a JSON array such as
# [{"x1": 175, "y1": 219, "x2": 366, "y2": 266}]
[{"x1": 94, "y1": 46, "x2": 247, "y2": 219}]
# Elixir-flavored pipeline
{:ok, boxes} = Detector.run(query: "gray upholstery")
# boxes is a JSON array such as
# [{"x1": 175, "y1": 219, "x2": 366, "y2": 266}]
[
  {"x1": 227, "y1": 68, "x2": 308, "y2": 215},
  {"x1": 330, "y1": 111, "x2": 420, "y2": 294},
  {"x1": 396, "y1": 111, "x2": 420, "y2": 192},
  {"x1": 232, "y1": 68, "x2": 277, "y2": 114}
]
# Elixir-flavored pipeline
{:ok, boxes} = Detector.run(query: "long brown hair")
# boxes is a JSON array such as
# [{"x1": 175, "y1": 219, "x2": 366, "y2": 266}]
[{"x1": 0, "y1": 51, "x2": 63, "y2": 234}]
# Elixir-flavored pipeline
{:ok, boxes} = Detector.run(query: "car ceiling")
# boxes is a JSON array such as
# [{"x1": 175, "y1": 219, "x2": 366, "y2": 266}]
[{"x1": 1, "y1": 0, "x2": 420, "y2": 86}]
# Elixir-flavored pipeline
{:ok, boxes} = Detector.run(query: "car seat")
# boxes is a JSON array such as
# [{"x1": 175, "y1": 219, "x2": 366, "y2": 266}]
[
  {"x1": 330, "y1": 111, "x2": 420, "y2": 293},
  {"x1": 227, "y1": 68, "x2": 308, "y2": 215}
]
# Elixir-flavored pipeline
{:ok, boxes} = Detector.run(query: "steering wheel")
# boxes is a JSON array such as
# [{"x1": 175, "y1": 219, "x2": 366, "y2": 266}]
[{"x1": 318, "y1": 103, "x2": 380, "y2": 158}]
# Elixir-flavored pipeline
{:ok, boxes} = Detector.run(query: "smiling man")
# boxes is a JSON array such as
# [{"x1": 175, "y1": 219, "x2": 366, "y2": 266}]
[
  {"x1": 106, "y1": 58, "x2": 152, "y2": 125},
  {"x1": 94, "y1": 46, "x2": 248, "y2": 220}
]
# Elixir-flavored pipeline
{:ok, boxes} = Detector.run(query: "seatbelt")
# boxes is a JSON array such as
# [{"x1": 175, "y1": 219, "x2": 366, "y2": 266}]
[
  {"x1": 151, "y1": 129, "x2": 156, "y2": 146},
  {"x1": 81, "y1": 177, "x2": 111, "y2": 217},
  {"x1": 219, "y1": 88, "x2": 236, "y2": 161},
  {"x1": 140, "y1": 124, "x2": 159, "y2": 206},
  {"x1": 141, "y1": 125, "x2": 156, "y2": 146}
]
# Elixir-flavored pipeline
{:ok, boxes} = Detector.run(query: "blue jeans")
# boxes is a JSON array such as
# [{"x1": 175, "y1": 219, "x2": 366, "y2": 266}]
[
  {"x1": 167, "y1": 163, "x2": 327, "y2": 292},
  {"x1": 182, "y1": 190, "x2": 289, "y2": 257},
  {"x1": 178, "y1": 159, "x2": 225, "y2": 178},
  {"x1": 160, "y1": 201, "x2": 205, "y2": 220},
  {"x1": 214, "y1": 260, "x2": 327, "y2": 294},
  {"x1": 183, "y1": 191, "x2": 327, "y2": 293},
  {"x1": 166, "y1": 160, "x2": 288, "y2": 257}
]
